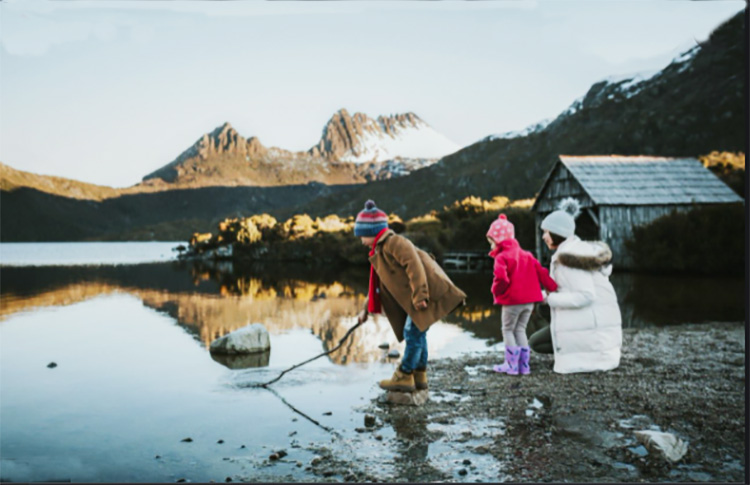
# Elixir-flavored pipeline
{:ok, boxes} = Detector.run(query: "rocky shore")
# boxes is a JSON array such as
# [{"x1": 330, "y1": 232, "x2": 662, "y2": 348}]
[{"x1": 287, "y1": 322, "x2": 745, "y2": 483}]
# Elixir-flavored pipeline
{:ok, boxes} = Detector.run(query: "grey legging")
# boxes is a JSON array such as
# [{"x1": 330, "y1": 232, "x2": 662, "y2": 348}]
[
  {"x1": 528, "y1": 325, "x2": 553, "y2": 354},
  {"x1": 502, "y1": 303, "x2": 533, "y2": 347}
]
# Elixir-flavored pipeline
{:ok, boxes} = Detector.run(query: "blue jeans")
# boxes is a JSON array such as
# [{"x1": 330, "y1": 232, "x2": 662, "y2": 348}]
[{"x1": 400, "y1": 316, "x2": 428, "y2": 373}]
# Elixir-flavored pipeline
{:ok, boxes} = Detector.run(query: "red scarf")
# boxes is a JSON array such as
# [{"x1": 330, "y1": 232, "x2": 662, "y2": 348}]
[{"x1": 367, "y1": 228, "x2": 389, "y2": 314}]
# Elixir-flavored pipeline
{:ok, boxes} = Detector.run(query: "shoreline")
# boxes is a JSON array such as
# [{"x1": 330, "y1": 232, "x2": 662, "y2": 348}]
[{"x1": 289, "y1": 322, "x2": 746, "y2": 483}]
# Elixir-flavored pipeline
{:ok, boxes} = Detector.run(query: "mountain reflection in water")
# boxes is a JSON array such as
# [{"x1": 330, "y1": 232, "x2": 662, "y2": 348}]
[{"x1": 0, "y1": 261, "x2": 744, "y2": 364}]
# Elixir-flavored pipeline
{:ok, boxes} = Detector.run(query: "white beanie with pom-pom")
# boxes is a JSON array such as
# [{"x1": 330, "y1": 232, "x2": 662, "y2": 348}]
[{"x1": 541, "y1": 197, "x2": 581, "y2": 238}]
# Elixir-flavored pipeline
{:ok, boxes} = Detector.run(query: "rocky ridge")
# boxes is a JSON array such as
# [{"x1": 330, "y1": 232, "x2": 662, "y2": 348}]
[{"x1": 141, "y1": 110, "x2": 459, "y2": 188}]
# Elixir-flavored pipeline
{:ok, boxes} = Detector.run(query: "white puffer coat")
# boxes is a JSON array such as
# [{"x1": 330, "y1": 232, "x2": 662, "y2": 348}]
[{"x1": 547, "y1": 235, "x2": 622, "y2": 374}]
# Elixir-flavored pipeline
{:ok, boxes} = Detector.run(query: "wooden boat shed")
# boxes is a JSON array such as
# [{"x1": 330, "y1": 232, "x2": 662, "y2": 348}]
[{"x1": 531, "y1": 155, "x2": 744, "y2": 269}]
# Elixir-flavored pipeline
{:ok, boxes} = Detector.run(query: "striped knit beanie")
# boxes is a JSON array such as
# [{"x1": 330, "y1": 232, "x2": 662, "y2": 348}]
[
  {"x1": 354, "y1": 200, "x2": 389, "y2": 237},
  {"x1": 487, "y1": 214, "x2": 515, "y2": 244}
]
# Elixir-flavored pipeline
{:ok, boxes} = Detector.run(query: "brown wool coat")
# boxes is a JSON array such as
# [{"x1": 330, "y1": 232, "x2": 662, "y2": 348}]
[{"x1": 367, "y1": 230, "x2": 467, "y2": 341}]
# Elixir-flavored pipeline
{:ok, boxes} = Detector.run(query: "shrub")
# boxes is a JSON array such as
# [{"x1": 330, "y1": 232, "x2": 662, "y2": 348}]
[
  {"x1": 406, "y1": 196, "x2": 536, "y2": 253},
  {"x1": 282, "y1": 214, "x2": 316, "y2": 240},
  {"x1": 315, "y1": 214, "x2": 349, "y2": 233},
  {"x1": 699, "y1": 151, "x2": 745, "y2": 197},
  {"x1": 215, "y1": 217, "x2": 262, "y2": 245},
  {"x1": 189, "y1": 232, "x2": 216, "y2": 252},
  {"x1": 626, "y1": 204, "x2": 744, "y2": 275}
]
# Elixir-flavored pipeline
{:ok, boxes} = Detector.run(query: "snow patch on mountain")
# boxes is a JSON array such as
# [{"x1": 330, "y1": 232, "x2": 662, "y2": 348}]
[
  {"x1": 484, "y1": 118, "x2": 553, "y2": 142},
  {"x1": 602, "y1": 44, "x2": 701, "y2": 99},
  {"x1": 339, "y1": 119, "x2": 461, "y2": 163}
]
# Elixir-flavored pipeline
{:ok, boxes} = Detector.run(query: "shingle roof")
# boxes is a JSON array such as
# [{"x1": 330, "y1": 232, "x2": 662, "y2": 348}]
[{"x1": 559, "y1": 156, "x2": 743, "y2": 205}]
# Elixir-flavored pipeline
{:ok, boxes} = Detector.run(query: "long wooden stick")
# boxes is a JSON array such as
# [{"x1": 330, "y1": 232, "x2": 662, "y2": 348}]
[{"x1": 250, "y1": 319, "x2": 366, "y2": 388}]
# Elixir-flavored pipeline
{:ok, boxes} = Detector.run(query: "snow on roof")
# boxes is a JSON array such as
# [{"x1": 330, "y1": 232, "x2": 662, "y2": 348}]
[{"x1": 556, "y1": 156, "x2": 743, "y2": 205}]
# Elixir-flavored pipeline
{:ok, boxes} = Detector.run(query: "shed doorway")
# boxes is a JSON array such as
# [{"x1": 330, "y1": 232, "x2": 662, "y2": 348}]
[{"x1": 576, "y1": 207, "x2": 600, "y2": 241}]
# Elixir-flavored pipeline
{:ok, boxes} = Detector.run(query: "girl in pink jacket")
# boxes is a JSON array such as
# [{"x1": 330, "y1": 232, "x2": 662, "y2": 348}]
[{"x1": 487, "y1": 214, "x2": 557, "y2": 375}]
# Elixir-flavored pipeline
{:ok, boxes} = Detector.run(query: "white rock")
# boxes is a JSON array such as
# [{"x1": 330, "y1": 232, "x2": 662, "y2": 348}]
[
  {"x1": 634, "y1": 430, "x2": 688, "y2": 463},
  {"x1": 210, "y1": 323, "x2": 270, "y2": 355},
  {"x1": 386, "y1": 389, "x2": 429, "y2": 406}
]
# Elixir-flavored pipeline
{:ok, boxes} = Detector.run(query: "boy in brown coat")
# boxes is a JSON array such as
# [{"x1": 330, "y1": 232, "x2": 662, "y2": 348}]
[{"x1": 354, "y1": 200, "x2": 467, "y2": 392}]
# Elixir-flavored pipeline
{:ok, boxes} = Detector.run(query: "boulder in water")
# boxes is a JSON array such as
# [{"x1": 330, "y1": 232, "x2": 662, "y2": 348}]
[
  {"x1": 210, "y1": 323, "x2": 271, "y2": 355},
  {"x1": 386, "y1": 389, "x2": 429, "y2": 406}
]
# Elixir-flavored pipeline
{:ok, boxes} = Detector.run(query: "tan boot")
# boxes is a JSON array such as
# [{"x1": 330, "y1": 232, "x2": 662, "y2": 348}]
[
  {"x1": 379, "y1": 369, "x2": 416, "y2": 392},
  {"x1": 414, "y1": 369, "x2": 428, "y2": 390}
]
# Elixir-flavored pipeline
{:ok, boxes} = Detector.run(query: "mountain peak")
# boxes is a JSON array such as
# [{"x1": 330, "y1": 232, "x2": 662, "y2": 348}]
[
  {"x1": 309, "y1": 109, "x2": 458, "y2": 162},
  {"x1": 142, "y1": 123, "x2": 268, "y2": 183}
]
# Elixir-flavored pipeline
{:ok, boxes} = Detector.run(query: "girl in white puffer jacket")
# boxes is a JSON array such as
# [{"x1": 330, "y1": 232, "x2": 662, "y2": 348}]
[{"x1": 531, "y1": 198, "x2": 623, "y2": 374}]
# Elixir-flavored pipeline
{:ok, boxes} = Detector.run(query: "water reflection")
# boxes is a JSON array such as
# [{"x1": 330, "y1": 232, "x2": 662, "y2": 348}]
[
  {"x1": 210, "y1": 350, "x2": 271, "y2": 369},
  {"x1": 0, "y1": 262, "x2": 744, "y2": 361}
]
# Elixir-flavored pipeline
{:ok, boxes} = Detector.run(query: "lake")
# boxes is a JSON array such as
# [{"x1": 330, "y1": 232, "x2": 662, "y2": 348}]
[{"x1": 0, "y1": 242, "x2": 744, "y2": 482}]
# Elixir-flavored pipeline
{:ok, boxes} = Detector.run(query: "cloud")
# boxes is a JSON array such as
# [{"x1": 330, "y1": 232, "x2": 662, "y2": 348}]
[
  {"x1": 0, "y1": 0, "x2": 161, "y2": 56},
  {"x1": 0, "y1": 11, "x2": 119, "y2": 56},
  {"x1": 0, "y1": 0, "x2": 537, "y2": 56}
]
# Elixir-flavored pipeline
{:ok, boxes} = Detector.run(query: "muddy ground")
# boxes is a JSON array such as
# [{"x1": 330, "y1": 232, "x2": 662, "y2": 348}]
[{"x1": 282, "y1": 322, "x2": 746, "y2": 483}]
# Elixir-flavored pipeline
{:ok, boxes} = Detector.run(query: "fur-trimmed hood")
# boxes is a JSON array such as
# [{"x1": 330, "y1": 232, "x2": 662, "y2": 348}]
[{"x1": 554, "y1": 236, "x2": 613, "y2": 271}]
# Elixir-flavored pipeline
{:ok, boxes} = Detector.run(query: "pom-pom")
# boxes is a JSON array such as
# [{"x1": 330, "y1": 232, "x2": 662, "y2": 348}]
[
  {"x1": 364, "y1": 200, "x2": 376, "y2": 210},
  {"x1": 498, "y1": 214, "x2": 507, "y2": 220},
  {"x1": 557, "y1": 197, "x2": 581, "y2": 219}
]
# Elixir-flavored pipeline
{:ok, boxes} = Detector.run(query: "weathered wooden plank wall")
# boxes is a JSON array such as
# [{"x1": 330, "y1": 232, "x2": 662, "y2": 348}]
[{"x1": 599, "y1": 205, "x2": 696, "y2": 269}]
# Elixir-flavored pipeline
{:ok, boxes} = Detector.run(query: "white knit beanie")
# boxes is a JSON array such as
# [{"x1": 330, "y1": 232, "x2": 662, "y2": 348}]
[{"x1": 541, "y1": 198, "x2": 581, "y2": 238}]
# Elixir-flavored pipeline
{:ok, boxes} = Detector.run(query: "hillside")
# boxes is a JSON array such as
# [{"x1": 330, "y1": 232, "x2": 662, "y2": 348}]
[
  {"x1": 0, "y1": 162, "x2": 122, "y2": 201},
  {"x1": 0, "y1": 183, "x2": 354, "y2": 242}
]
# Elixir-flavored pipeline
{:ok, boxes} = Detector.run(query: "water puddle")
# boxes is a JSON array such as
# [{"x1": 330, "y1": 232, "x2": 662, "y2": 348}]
[{"x1": 425, "y1": 418, "x2": 509, "y2": 482}]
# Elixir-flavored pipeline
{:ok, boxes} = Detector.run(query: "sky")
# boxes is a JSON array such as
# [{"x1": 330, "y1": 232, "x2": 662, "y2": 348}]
[{"x1": 0, "y1": 0, "x2": 745, "y2": 188}]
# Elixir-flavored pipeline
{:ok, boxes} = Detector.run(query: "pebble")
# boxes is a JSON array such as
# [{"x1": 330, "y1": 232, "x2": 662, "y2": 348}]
[
  {"x1": 47, "y1": 362, "x2": 57, "y2": 369},
  {"x1": 310, "y1": 456, "x2": 323, "y2": 466},
  {"x1": 269, "y1": 453, "x2": 280, "y2": 461},
  {"x1": 378, "y1": 342, "x2": 390, "y2": 349},
  {"x1": 375, "y1": 435, "x2": 383, "y2": 441},
  {"x1": 458, "y1": 469, "x2": 468, "y2": 476},
  {"x1": 225, "y1": 478, "x2": 232, "y2": 483},
  {"x1": 181, "y1": 438, "x2": 193, "y2": 443},
  {"x1": 155, "y1": 455, "x2": 161, "y2": 459},
  {"x1": 322, "y1": 411, "x2": 333, "y2": 416},
  {"x1": 240, "y1": 445, "x2": 246, "y2": 449},
  {"x1": 217, "y1": 440, "x2": 224, "y2": 444},
  {"x1": 387, "y1": 349, "x2": 400, "y2": 358},
  {"x1": 463, "y1": 459, "x2": 472, "y2": 465},
  {"x1": 364, "y1": 415, "x2": 376, "y2": 427},
  {"x1": 176, "y1": 479, "x2": 186, "y2": 483}
]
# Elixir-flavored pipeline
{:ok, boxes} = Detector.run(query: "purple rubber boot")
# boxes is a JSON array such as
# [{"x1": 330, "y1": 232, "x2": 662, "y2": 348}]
[
  {"x1": 518, "y1": 346, "x2": 531, "y2": 375},
  {"x1": 493, "y1": 345, "x2": 520, "y2": 374}
]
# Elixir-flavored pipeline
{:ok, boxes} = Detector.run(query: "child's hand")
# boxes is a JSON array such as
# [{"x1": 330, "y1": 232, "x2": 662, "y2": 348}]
[
  {"x1": 541, "y1": 290, "x2": 548, "y2": 304},
  {"x1": 415, "y1": 299, "x2": 429, "y2": 310}
]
